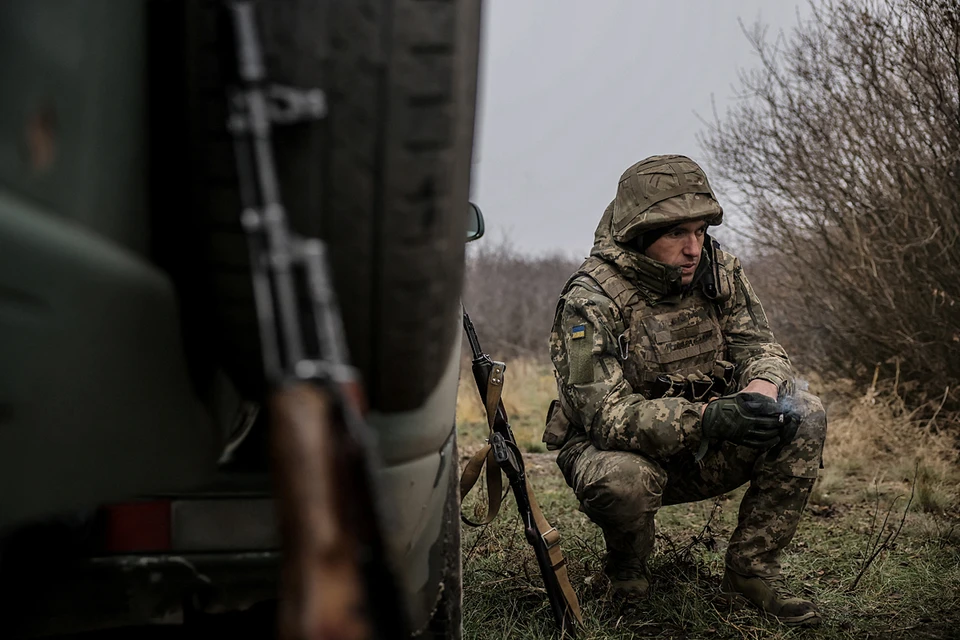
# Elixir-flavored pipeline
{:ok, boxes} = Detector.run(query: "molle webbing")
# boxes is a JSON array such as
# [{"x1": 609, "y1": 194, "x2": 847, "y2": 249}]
[
  {"x1": 650, "y1": 333, "x2": 721, "y2": 365},
  {"x1": 564, "y1": 257, "x2": 725, "y2": 397},
  {"x1": 564, "y1": 257, "x2": 638, "y2": 326},
  {"x1": 633, "y1": 300, "x2": 724, "y2": 385},
  {"x1": 651, "y1": 324, "x2": 705, "y2": 342}
]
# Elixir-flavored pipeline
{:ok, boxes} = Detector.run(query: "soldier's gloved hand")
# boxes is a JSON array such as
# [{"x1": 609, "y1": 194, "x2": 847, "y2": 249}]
[{"x1": 700, "y1": 392, "x2": 784, "y2": 449}]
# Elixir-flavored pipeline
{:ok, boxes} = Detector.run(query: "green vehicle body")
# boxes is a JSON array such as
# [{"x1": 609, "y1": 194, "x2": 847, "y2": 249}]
[
  {"x1": 0, "y1": 1, "x2": 479, "y2": 636},
  {"x1": 0, "y1": 0, "x2": 217, "y2": 528}
]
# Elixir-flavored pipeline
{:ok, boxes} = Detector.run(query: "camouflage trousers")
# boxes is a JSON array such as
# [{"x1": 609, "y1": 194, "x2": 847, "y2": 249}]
[{"x1": 556, "y1": 391, "x2": 827, "y2": 578}]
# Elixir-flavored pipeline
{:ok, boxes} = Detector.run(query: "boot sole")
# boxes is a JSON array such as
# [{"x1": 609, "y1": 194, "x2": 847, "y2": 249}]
[
  {"x1": 610, "y1": 582, "x2": 650, "y2": 600},
  {"x1": 719, "y1": 592, "x2": 821, "y2": 627},
  {"x1": 776, "y1": 611, "x2": 821, "y2": 627}
]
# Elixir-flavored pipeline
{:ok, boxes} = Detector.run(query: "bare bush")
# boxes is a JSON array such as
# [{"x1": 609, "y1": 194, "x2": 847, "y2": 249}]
[
  {"x1": 462, "y1": 237, "x2": 581, "y2": 362},
  {"x1": 701, "y1": 0, "x2": 960, "y2": 412}
]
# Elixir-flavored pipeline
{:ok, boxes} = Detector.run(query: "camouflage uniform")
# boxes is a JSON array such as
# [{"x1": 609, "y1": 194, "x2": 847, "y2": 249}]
[{"x1": 544, "y1": 156, "x2": 826, "y2": 583}]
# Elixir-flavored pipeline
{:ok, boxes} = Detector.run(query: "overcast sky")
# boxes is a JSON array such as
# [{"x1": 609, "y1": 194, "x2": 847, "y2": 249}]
[{"x1": 470, "y1": 0, "x2": 811, "y2": 257}]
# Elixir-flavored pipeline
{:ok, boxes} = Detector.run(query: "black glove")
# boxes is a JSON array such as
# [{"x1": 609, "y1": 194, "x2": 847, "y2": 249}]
[
  {"x1": 765, "y1": 402, "x2": 803, "y2": 459},
  {"x1": 700, "y1": 392, "x2": 785, "y2": 450}
]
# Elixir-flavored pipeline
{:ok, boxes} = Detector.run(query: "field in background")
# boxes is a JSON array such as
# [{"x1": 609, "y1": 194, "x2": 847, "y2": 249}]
[{"x1": 456, "y1": 358, "x2": 960, "y2": 639}]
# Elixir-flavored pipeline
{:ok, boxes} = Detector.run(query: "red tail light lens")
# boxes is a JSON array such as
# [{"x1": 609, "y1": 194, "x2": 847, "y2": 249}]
[{"x1": 100, "y1": 501, "x2": 172, "y2": 553}]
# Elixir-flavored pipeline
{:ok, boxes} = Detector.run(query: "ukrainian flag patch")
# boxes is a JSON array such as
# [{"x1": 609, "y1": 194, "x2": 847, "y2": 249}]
[{"x1": 570, "y1": 324, "x2": 586, "y2": 340}]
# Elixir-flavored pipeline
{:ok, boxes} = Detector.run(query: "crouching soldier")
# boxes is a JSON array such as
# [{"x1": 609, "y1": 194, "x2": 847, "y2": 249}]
[{"x1": 543, "y1": 155, "x2": 827, "y2": 627}]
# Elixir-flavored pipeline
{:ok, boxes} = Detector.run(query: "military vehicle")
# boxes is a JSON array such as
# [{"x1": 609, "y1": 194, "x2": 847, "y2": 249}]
[{"x1": 0, "y1": 0, "x2": 481, "y2": 636}]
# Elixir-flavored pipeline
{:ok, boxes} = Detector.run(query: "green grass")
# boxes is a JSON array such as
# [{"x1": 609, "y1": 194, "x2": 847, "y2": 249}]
[{"x1": 456, "y1": 361, "x2": 960, "y2": 639}]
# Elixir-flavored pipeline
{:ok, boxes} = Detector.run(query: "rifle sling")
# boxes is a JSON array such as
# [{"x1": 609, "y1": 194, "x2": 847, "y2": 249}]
[
  {"x1": 458, "y1": 364, "x2": 583, "y2": 627},
  {"x1": 458, "y1": 443, "x2": 503, "y2": 526},
  {"x1": 458, "y1": 363, "x2": 507, "y2": 526},
  {"x1": 485, "y1": 362, "x2": 505, "y2": 428},
  {"x1": 510, "y1": 439, "x2": 583, "y2": 627}
]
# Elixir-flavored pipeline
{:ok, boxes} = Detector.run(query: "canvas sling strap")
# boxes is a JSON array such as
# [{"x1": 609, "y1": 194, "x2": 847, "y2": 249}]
[{"x1": 459, "y1": 364, "x2": 583, "y2": 627}]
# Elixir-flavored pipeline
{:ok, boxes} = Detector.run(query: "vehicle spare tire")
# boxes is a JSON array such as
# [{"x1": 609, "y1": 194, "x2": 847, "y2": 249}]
[
  {"x1": 150, "y1": 0, "x2": 481, "y2": 412},
  {"x1": 148, "y1": 1, "x2": 480, "y2": 637}
]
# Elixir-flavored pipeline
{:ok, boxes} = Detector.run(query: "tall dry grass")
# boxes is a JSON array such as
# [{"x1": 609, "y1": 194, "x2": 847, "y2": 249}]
[{"x1": 808, "y1": 371, "x2": 960, "y2": 516}]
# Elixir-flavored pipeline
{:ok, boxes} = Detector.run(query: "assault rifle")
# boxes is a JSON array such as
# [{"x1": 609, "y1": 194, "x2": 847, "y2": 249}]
[
  {"x1": 224, "y1": 2, "x2": 407, "y2": 638},
  {"x1": 460, "y1": 309, "x2": 582, "y2": 637}
]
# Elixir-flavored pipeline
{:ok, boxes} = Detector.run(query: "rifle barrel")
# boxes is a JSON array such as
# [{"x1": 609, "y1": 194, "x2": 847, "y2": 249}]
[{"x1": 462, "y1": 309, "x2": 484, "y2": 360}]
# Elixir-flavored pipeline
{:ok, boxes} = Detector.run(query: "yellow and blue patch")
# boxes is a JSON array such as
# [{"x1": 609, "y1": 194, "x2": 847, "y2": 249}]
[{"x1": 570, "y1": 324, "x2": 586, "y2": 340}]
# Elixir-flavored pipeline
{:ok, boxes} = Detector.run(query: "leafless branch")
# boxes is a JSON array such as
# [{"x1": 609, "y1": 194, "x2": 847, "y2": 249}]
[{"x1": 848, "y1": 462, "x2": 918, "y2": 591}]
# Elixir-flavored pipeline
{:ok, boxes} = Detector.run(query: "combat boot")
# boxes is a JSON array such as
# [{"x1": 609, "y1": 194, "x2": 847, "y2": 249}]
[
  {"x1": 721, "y1": 569, "x2": 820, "y2": 626},
  {"x1": 604, "y1": 551, "x2": 650, "y2": 598}
]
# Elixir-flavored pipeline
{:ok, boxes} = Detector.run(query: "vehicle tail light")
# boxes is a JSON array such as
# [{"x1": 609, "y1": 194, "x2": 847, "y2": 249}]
[{"x1": 99, "y1": 500, "x2": 172, "y2": 553}]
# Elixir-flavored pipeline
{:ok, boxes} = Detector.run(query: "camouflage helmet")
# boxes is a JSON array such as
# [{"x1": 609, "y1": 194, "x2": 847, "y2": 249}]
[{"x1": 612, "y1": 155, "x2": 723, "y2": 244}]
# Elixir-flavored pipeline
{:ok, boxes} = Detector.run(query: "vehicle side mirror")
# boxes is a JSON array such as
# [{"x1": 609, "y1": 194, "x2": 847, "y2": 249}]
[{"x1": 466, "y1": 202, "x2": 484, "y2": 243}]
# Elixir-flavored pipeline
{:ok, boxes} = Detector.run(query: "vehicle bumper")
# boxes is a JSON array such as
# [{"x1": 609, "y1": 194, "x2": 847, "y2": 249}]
[{"x1": 3, "y1": 551, "x2": 279, "y2": 637}]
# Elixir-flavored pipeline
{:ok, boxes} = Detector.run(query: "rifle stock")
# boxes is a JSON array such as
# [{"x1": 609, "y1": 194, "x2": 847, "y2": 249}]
[{"x1": 269, "y1": 384, "x2": 372, "y2": 640}]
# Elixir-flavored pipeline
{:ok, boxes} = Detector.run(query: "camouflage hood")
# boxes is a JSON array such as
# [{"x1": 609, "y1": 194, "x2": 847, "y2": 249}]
[{"x1": 590, "y1": 155, "x2": 724, "y2": 297}]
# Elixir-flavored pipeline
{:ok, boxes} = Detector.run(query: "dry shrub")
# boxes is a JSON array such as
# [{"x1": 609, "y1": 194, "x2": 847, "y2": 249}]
[
  {"x1": 701, "y1": 0, "x2": 960, "y2": 417},
  {"x1": 462, "y1": 237, "x2": 581, "y2": 361},
  {"x1": 812, "y1": 369, "x2": 960, "y2": 512}
]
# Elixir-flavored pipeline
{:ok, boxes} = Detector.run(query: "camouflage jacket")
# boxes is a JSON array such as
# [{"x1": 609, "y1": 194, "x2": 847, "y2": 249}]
[{"x1": 548, "y1": 203, "x2": 794, "y2": 463}]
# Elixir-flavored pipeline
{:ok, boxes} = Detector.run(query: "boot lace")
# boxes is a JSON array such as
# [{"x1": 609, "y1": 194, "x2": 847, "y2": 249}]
[{"x1": 767, "y1": 574, "x2": 801, "y2": 600}]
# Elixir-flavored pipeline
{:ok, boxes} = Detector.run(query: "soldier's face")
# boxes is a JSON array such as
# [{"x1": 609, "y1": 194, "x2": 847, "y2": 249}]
[{"x1": 643, "y1": 221, "x2": 707, "y2": 286}]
